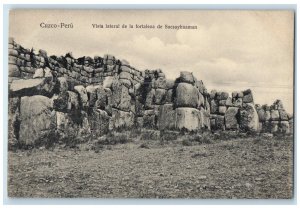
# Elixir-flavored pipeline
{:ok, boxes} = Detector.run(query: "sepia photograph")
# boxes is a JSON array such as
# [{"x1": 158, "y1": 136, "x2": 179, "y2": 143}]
[{"x1": 7, "y1": 9, "x2": 294, "y2": 199}]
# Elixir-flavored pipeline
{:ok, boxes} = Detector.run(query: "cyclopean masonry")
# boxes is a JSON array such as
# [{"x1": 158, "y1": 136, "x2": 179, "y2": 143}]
[{"x1": 8, "y1": 38, "x2": 294, "y2": 148}]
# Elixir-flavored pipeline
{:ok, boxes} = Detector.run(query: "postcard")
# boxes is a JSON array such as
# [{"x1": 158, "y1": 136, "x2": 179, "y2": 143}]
[{"x1": 7, "y1": 10, "x2": 294, "y2": 199}]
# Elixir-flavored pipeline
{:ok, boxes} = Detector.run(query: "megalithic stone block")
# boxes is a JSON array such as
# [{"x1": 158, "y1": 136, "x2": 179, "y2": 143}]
[
  {"x1": 19, "y1": 95, "x2": 56, "y2": 146},
  {"x1": 175, "y1": 83, "x2": 200, "y2": 108},
  {"x1": 175, "y1": 107, "x2": 201, "y2": 131},
  {"x1": 225, "y1": 107, "x2": 239, "y2": 130},
  {"x1": 239, "y1": 103, "x2": 259, "y2": 132}
]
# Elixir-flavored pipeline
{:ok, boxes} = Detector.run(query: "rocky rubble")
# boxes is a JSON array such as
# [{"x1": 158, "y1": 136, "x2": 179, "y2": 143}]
[{"x1": 7, "y1": 38, "x2": 293, "y2": 148}]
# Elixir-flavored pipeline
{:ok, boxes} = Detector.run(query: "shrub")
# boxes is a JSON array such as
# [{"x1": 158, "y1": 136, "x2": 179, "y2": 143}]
[
  {"x1": 95, "y1": 132, "x2": 131, "y2": 145},
  {"x1": 139, "y1": 143, "x2": 150, "y2": 149},
  {"x1": 180, "y1": 132, "x2": 213, "y2": 145},
  {"x1": 140, "y1": 130, "x2": 160, "y2": 141},
  {"x1": 63, "y1": 136, "x2": 86, "y2": 149},
  {"x1": 160, "y1": 130, "x2": 179, "y2": 141},
  {"x1": 182, "y1": 139, "x2": 192, "y2": 146}
]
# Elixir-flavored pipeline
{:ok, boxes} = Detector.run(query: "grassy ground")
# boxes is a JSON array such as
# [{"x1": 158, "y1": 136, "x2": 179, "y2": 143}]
[{"x1": 8, "y1": 132, "x2": 293, "y2": 199}]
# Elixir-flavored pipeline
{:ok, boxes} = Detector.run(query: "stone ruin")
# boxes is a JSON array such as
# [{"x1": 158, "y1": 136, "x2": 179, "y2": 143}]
[{"x1": 8, "y1": 37, "x2": 294, "y2": 148}]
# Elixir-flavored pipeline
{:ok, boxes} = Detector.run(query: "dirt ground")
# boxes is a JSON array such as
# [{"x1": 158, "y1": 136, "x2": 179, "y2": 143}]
[{"x1": 8, "y1": 134, "x2": 293, "y2": 199}]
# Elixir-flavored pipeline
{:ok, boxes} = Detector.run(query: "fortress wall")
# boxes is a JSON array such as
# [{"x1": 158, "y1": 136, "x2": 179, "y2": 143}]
[{"x1": 8, "y1": 38, "x2": 293, "y2": 148}]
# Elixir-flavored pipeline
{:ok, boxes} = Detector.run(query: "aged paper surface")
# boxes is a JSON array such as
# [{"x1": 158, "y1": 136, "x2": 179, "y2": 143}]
[{"x1": 8, "y1": 10, "x2": 294, "y2": 198}]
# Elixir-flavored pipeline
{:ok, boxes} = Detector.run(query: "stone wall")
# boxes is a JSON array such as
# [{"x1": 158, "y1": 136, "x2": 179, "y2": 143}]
[{"x1": 8, "y1": 38, "x2": 293, "y2": 148}]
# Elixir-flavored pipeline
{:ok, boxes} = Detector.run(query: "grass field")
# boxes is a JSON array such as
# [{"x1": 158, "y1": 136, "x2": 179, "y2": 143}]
[{"x1": 8, "y1": 131, "x2": 293, "y2": 199}]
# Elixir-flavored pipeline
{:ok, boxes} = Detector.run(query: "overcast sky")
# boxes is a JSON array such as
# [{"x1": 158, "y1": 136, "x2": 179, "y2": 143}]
[{"x1": 9, "y1": 10, "x2": 294, "y2": 113}]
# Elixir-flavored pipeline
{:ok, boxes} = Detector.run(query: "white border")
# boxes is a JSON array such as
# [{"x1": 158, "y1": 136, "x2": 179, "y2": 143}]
[{"x1": 0, "y1": 1, "x2": 298, "y2": 208}]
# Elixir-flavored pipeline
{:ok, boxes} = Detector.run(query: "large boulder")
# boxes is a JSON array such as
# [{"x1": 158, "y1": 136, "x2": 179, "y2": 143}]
[
  {"x1": 215, "y1": 115, "x2": 225, "y2": 130},
  {"x1": 67, "y1": 91, "x2": 80, "y2": 110},
  {"x1": 243, "y1": 89, "x2": 254, "y2": 103},
  {"x1": 74, "y1": 85, "x2": 89, "y2": 108},
  {"x1": 145, "y1": 89, "x2": 155, "y2": 110},
  {"x1": 225, "y1": 107, "x2": 239, "y2": 130},
  {"x1": 239, "y1": 103, "x2": 259, "y2": 132},
  {"x1": 88, "y1": 109, "x2": 110, "y2": 136},
  {"x1": 110, "y1": 109, "x2": 134, "y2": 129},
  {"x1": 211, "y1": 115, "x2": 225, "y2": 131},
  {"x1": 102, "y1": 76, "x2": 114, "y2": 88},
  {"x1": 111, "y1": 80, "x2": 132, "y2": 111},
  {"x1": 279, "y1": 109, "x2": 289, "y2": 121},
  {"x1": 33, "y1": 68, "x2": 44, "y2": 78},
  {"x1": 143, "y1": 110, "x2": 156, "y2": 129},
  {"x1": 53, "y1": 91, "x2": 69, "y2": 111},
  {"x1": 95, "y1": 85, "x2": 107, "y2": 110},
  {"x1": 195, "y1": 80, "x2": 205, "y2": 94},
  {"x1": 272, "y1": 100, "x2": 284, "y2": 110},
  {"x1": 119, "y1": 79, "x2": 132, "y2": 89},
  {"x1": 210, "y1": 90, "x2": 217, "y2": 99},
  {"x1": 178, "y1": 71, "x2": 195, "y2": 84},
  {"x1": 175, "y1": 83, "x2": 199, "y2": 108},
  {"x1": 199, "y1": 108, "x2": 210, "y2": 130},
  {"x1": 104, "y1": 88, "x2": 112, "y2": 115},
  {"x1": 265, "y1": 110, "x2": 271, "y2": 121},
  {"x1": 175, "y1": 107, "x2": 201, "y2": 131},
  {"x1": 135, "y1": 98, "x2": 144, "y2": 117},
  {"x1": 158, "y1": 104, "x2": 176, "y2": 130},
  {"x1": 270, "y1": 110, "x2": 280, "y2": 121},
  {"x1": 218, "y1": 106, "x2": 227, "y2": 115},
  {"x1": 256, "y1": 108, "x2": 266, "y2": 122},
  {"x1": 10, "y1": 78, "x2": 55, "y2": 97},
  {"x1": 44, "y1": 67, "x2": 53, "y2": 79},
  {"x1": 278, "y1": 121, "x2": 290, "y2": 134},
  {"x1": 198, "y1": 93, "x2": 205, "y2": 108},
  {"x1": 119, "y1": 71, "x2": 132, "y2": 80},
  {"x1": 51, "y1": 91, "x2": 80, "y2": 112},
  {"x1": 154, "y1": 88, "x2": 166, "y2": 105},
  {"x1": 216, "y1": 92, "x2": 229, "y2": 100},
  {"x1": 152, "y1": 77, "x2": 167, "y2": 89},
  {"x1": 19, "y1": 95, "x2": 56, "y2": 146},
  {"x1": 78, "y1": 111, "x2": 91, "y2": 137},
  {"x1": 57, "y1": 77, "x2": 68, "y2": 93},
  {"x1": 210, "y1": 99, "x2": 218, "y2": 114},
  {"x1": 232, "y1": 97, "x2": 243, "y2": 107},
  {"x1": 8, "y1": 97, "x2": 20, "y2": 149},
  {"x1": 86, "y1": 85, "x2": 98, "y2": 107},
  {"x1": 270, "y1": 121, "x2": 279, "y2": 133},
  {"x1": 205, "y1": 99, "x2": 211, "y2": 113},
  {"x1": 8, "y1": 64, "x2": 20, "y2": 77},
  {"x1": 135, "y1": 117, "x2": 144, "y2": 129},
  {"x1": 56, "y1": 111, "x2": 82, "y2": 140},
  {"x1": 165, "y1": 89, "x2": 174, "y2": 104},
  {"x1": 219, "y1": 97, "x2": 232, "y2": 107},
  {"x1": 165, "y1": 79, "x2": 175, "y2": 90}
]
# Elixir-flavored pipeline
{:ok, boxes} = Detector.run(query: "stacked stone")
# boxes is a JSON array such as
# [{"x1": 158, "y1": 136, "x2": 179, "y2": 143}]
[
  {"x1": 140, "y1": 69, "x2": 164, "y2": 129},
  {"x1": 108, "y1": 62, "x2": 144, "y2": 130},
  {"x1": 210, "y1": 89, "x2": 259, "y2": 132},
  {"x1": 256, "y1": 100, "x2": 292, "y2": 134},
  {"x1": 210, "y1": 90, "x2": 231, "y2": 131},
  {"x1": 103, "y1": 54, "x2": 117, "y2": 77},
  {"x1": 79, "y1": 56, "x2": 95, "y2": 84},
  {"x1": 8, "y1": 39, "x2": 293, "y2": 149},
  {"x1": 9, "y1": 61, "x2": 58, "y2": 147},
  {"x1": 9, "y1": 38, "x2": 51, "y2": 83},
  {"x1": 8, "y1": 38, "x2": 144, "y2": 89},
  {"x1": 50, "y1": 55, "x2": 82, "y2": 87},
  {"x1": 173, "y1": 71, "x2": 210, "y2": 131},
  {"x1": 93, "y1": 56, "x2": 104, "y2": 84},
  {"x1": 236, "y1": 89, "x2": 259, "y2": 132},
  {"x1": 157, "y1": 78, "x2": 176, "y2": 130}
]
